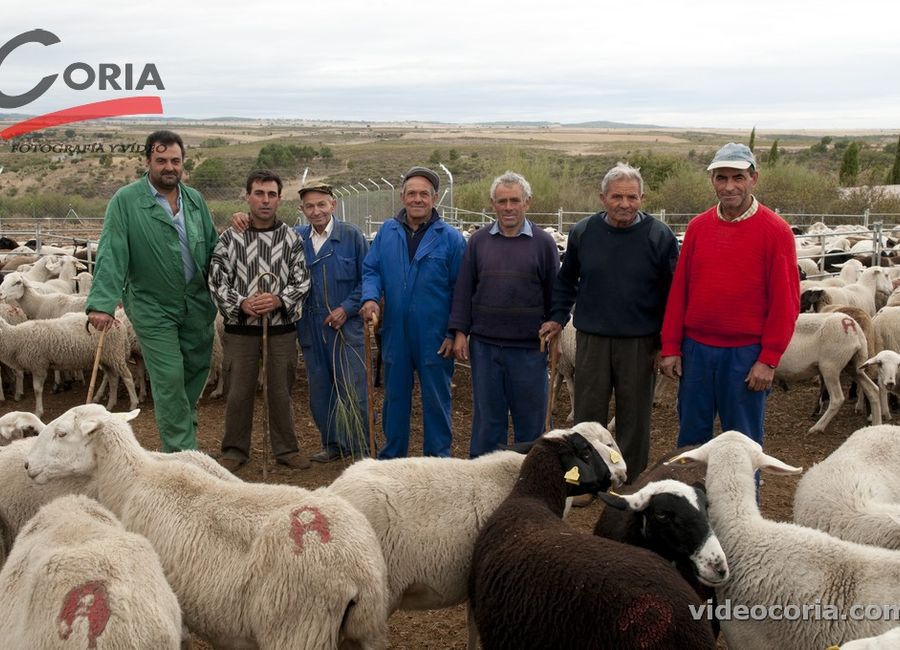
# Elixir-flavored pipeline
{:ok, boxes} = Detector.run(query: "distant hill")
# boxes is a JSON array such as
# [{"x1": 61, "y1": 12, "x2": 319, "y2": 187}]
[{"x1": 564, "y1": 120, "x2": 664, "y2": 129}]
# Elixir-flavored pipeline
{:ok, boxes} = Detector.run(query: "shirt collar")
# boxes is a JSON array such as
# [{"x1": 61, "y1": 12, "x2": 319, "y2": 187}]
[
  {"x1": 489, "y1": 219, "x2": 533, "y2": 237},
  {"x1": 717, "y1": 195, "x2": 759, "y2": 222}
]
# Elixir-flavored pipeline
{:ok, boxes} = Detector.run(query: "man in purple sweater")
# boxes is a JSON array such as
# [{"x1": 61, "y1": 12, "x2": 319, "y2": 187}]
[{"x1": 448, "y1": 171, "x2": 560, "y2": 457}]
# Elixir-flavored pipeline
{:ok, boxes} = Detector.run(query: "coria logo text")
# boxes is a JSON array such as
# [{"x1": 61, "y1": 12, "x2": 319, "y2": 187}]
[{"x1": 0, "y1": 29, "x2": 164, "y2": 140}]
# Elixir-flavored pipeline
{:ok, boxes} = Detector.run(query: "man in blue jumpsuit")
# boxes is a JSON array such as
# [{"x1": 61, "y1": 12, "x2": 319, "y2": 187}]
[
  {"x1": 360, "y1": 166, "x2": 466, "y2": 458},
  {"x1": 296, "y1": 182, "x2": 370, "y2": 462}
]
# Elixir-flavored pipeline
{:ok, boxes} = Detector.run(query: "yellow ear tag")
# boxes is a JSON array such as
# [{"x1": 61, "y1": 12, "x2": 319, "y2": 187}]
[
  {"x1": 609, "y1": 450, "x2": 622, "y2": 464},
  {"x1": 679, "y1": 458, "x2": 687, "y2": 464},
  {"x1": 826, "y1": 646, "x2": 840, "y2": 650},
  {"x1": 608, "y1": 490, "x2": 620, "y2": 497},
  {"x1": 564, "y1": 466, "x2": 580, "y2": 485}
]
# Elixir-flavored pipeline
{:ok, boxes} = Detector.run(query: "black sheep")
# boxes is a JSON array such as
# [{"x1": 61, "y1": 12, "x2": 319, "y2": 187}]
[{"x1": 469, "y1": 431, "x2": 717, "y2": 650}]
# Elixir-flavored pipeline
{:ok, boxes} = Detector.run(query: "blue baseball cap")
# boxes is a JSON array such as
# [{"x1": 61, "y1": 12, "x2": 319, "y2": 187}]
[{"x1": 707, "y1": 142, "x2": 757, "y2": 171}]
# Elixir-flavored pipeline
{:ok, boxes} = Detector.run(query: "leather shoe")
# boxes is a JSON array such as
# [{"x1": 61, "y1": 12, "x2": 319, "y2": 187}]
[
  {"x1": 310, "y1": 449, "x2": 344, "y2": 464},
  {"x1": 218, "y1": 457, "x2": 246, "y2": 473},
  {"x1": 277, "y1": 453, "x2": 312, "y2": 470}
]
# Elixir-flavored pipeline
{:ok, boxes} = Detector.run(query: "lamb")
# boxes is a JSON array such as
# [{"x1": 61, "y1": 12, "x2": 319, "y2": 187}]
[
  {"x1": 25, "y1": 404, "x2": 389, "y2": 649},
  {"x1": 42, "y1": 256, "x2": 86, "y2": 294},
  {"x1": 0, "y1": 434, "x2": 239, "y2": 566},
  {"x1": 554, "y1": 320, "x2": 576, "y2": 422},
  {"x1": 468, "y1": 428, "x2": 717, "y2": 649},
  {"x1": 0, "y1": 494, "x2": 183, "y2": 648},
  {"x1": 793, "y1": 425, "x2": 900, "y2": 549},
  {"x1": 0, "y1": 271, "x2": 87, "y2": 319},
  {"x1": 0, "y1": 302, "x2": 27, "y2": 402},
  {"x1": 861, "y1": 350, "x2": 900, "y2": 420},
  {"x1": 594, "y1": 447, "x2": 727, "y2": 589},
  {"x1": 0, "y1": 411, "x2": 43, "y2": 445},
  {"x1": 330, "y1": 420, "x2": 627, "y2": 617},
  {"x1": 0, "y1": 312, "x2": 138, "y2": 419},
  {"x1": 669, "y1": 431, "x2": 900, "y2": 650},
  {"x1": 873, "y1": 305, "x2": 900, "y2": 353},
  {"x1": 774, "y1": 312, "x2": 881, "y2": 433}
]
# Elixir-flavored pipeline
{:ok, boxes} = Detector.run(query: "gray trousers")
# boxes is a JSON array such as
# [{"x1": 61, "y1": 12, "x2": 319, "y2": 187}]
[
  {"x1": 221, "y1": 330, "x2": 299, "y2": 462},
  {"x1": 573, "y1": 332, "x2": 657, "y2": 481}
]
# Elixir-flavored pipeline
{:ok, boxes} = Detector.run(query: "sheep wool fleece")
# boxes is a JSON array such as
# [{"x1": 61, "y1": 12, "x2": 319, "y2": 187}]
[
  {"x1": 362, "y1": 209, "x2": 466, "y2": 458},
  {"x1": 87, "y1": 176, "x2": 217, "y2": 452}
]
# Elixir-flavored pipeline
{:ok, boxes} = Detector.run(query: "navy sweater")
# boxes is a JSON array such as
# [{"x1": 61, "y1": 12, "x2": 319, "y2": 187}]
[
  {"x1": 448, "y1": 222, "x2": 559, "y2": 348},
  {"x1": 550, "y1": 212, "x2": 678, "y2": 338}
]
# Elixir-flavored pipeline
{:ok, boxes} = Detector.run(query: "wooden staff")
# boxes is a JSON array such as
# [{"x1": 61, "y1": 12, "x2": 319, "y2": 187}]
[
  {"x1": 363, "y1": 313, "x2": 379, "y2": 458},
  {"x1": 85, "y1": 324, "x2": 108, "y2": 405},
  {"x1": 252, "y1": 271, "x2": 279, "y2": 480},
  {"x1": 542, "y1": 333, "x2": 559, "y2": 433}
]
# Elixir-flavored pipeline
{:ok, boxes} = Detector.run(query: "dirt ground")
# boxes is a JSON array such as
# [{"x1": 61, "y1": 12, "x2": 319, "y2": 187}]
[{"x1": 7, "y1": 359, "x2": 873, "y2": 649}]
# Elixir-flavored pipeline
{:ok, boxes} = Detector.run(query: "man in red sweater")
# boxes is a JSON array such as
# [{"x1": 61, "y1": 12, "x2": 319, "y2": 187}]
[{"x1": 659, "y1": 143, "x2": 799, "y2": 447}]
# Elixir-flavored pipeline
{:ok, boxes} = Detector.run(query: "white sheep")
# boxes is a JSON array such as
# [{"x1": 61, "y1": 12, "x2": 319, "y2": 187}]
[
  {"x1": 861, "y1": 350, "x2": 900, "y2": 421},
  {"x1": 775, "y1": 312, "x2": 881, "y2": 433},
  {"x1": 793, "y1": 425, "x2": 900, "y2": 549},
  {"x1": 0, "y1": 272, "x2": 87, "y2": 319},
  {"x1": 803, "y1": 267, "x2": 893, "y2": 317},
  {"x1": 0, "y1": 312, "x2": 138, "y2": 419},
  {"x1": 0, "y1": 302, "x2": 27, "y2": 402},
  {"x1": 670, "y1": 431, "x2": 900, "y2": 650},
  {"x1": 839, "y1": 626, "x2": 900, "y2": 649},
  {"x1": 330, "y1": 421, "x2": 627, "y2": 616},
  {"x1": 25, "y1": 404, "x2": 389, "y2": 649},
  {"x1": 873, "y1": 305, "x2": 900, "y2": 353},
  {"x1": 553, "y1": 321, "x2": 576, "y2": 422},
  {"x1": 0, "y1": 494, "x2": 183, "y2": 649},
  {"x1": 0, "y1": 411, "x2": 43, "y2": 445},
  {"x1": 0, "y1": 434, "x2": 238, "y2": 564},
  {"x1": 42, "y1": 256, "x2": 86, "y2": 294}
]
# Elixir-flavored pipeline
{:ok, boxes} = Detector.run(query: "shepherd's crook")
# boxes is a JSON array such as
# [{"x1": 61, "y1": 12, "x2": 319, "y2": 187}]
[
  {"x1": 85, "y1": 323, "x2": 108, "y2": 405},
  {"x1": 252, "y1": 271, "x2": 279, "y2": 480},
  {"x1": 363, "y1": 313, "x2": 378, "y2": 458},
  {"x1": 542, "y1": 333, "x2": 559, "y2": 433}
]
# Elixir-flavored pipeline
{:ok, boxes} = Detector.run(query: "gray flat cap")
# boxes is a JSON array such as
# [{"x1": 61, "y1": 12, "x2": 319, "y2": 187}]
[{"x1": 403, "y1": 166, "x2": 440, "y2": 191}]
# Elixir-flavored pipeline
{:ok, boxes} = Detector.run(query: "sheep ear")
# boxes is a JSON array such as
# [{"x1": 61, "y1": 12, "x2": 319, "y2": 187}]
[
  {"x1": 77, "y1": 417, "x2": 103, "y2": 436},
  {"x1": 665, "y1": 447, "x2": 709, "y2": 467},
  {"x1": 598, "y1": 491, "x2": 645, "y2": 511},
  {"x1": 861, "y1": 357, "x2": 881, "y2": 369},
  {"x1": 121, "y1": 409, "x2": 140, "y2": 423},
  {"x1": 755, "y1": 451, "x2": 802, "y2": 475}
]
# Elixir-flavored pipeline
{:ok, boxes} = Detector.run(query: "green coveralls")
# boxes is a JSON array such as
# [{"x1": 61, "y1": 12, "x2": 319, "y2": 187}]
[{"x1": 86, "y1": 176, "x2": 217, "y2": 452}]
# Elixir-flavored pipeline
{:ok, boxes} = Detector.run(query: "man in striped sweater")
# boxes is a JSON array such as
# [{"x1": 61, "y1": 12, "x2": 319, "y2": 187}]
[
  {"x1": 208, "y1": 170, "x2": 311, "y2": 472},
  {"x1": 659, "y1": 143, "x2": 800, "y2": 448}
]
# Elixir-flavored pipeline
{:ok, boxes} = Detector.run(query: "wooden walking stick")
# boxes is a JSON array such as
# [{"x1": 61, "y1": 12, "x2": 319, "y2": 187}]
[
  {"x1": 363, "y1": 313, "x2": 378, "y2": 458},
  {"x1": 86, "y1": 323, "x2": 108, "y2": 405},
  {"x1": 253, "y1": 271, "x2": 279, "y2": 480},
  {"x1": 542, "y1": 332, "x2": 559, "y2": 433}
]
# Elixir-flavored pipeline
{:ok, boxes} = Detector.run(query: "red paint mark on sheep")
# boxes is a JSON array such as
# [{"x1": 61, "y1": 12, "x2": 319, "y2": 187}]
[
  {"x1": 617, "y1": 593, "x2": 672, "y2": 648},
  {"x1": 290, "y1": 506, "x2": 331, "y2": 553},
  {"x1": 57, "y1": 580, "x2": 110, "y2": 648},
  {"x1": 842, "y1": 317, "x2": 857, "y2": 334}
]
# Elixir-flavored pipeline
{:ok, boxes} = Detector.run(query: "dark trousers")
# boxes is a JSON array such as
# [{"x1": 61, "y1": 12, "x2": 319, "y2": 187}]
[
  {"x1": 468, "y1": 338, "x2": 548, "y2": 458},
  {"x1": 221, "y1": 330, "x2": 299, "y2": 462},
  {"x1": 574, "y1": 332, "x2": 657, "y2": 481}
]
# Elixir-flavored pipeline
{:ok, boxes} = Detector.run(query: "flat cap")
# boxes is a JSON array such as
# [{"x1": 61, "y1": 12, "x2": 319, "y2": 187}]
[
  {"x1": 298, "y1": 181, "x2": 334, "y2": 198},
  {"x1": 707, "y1": 142, "x2": 757, "y2": 171},
  {"x1": 403, "y1": 166, "x2": 440, "y2": 191}
]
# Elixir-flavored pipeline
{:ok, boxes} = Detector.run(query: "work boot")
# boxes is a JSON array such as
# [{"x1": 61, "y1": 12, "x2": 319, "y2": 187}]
[
  {"x1": 218, "y1": 457, "x2": 246, "y2": 474},
  {"x1": 310, "y1": 449, "x2": 344, "y2": 464},
  {"x1": 277, "y1": 453, "x2": 312, "y2": 470}
]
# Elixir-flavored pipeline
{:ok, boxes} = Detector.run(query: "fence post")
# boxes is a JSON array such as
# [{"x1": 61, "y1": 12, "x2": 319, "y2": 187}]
[
  {"x1": 864, "y1": 209, "x2": 870, "y2": 229},
  {"x1": 659, "y1": 209, "x2": 666, "y2": 225},
  {"x1": 557, "y1": 207, "x2": 563, "y2": 231},
  {"x1": 872, "y1": 221, "x2": 882, "y2": 268},
  {"x1": 819, "y1": 233, "x2": 826, "y2": 274}
]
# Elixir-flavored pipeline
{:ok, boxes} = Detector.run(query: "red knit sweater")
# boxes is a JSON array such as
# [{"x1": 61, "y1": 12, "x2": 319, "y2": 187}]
[{"x1": 660, "y1": 203, "x2": 800, "y2": 366}]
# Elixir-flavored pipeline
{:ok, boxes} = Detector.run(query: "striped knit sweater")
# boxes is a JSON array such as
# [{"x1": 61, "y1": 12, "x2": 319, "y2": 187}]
[{"x1": 208, "y1": 221, "x2": 310, "y2": 334}]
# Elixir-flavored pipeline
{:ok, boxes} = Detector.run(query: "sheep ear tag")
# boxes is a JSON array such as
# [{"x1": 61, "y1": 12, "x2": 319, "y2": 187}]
[
  {"x1": 564, "y1": 466, "x2": 580, "y2": 485},
  {"x1": 609, "y1": 450, "x2": 622, "y2": 464}
]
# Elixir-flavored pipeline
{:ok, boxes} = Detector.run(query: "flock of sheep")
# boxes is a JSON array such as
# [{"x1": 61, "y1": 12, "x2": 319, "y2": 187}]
[{"x1": 0, "y1": 225, "x2": 898, "y2": 648}]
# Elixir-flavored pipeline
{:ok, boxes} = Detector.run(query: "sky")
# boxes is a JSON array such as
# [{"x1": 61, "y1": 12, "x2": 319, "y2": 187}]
[{"x1": 1, "y1": 0, "x2": 898, "y2": 130}]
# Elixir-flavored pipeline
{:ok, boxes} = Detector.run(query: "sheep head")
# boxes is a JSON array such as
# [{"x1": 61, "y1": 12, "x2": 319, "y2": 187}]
[{"x1": 665, "y1": 431, "x2": 802, "y2": 475}]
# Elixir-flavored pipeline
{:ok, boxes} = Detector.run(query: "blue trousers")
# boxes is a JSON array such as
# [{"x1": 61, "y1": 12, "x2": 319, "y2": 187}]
[
  {"x1": 380, "y1": 333, "x2": 454, "y2": 459},
  {"x1": 676, "y1": 337, "x2": 769, "y2": 447},
  {"x1": 298, "y1": 310, "x2": 369, "y2": 458},
  {"x1": 469, "y1": 338, "x2": 548, "y2": 458}
]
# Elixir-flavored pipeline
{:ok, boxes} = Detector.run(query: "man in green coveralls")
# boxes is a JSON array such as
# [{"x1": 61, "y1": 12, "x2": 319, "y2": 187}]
[{"x1": 86, "y1": 130, "x2": 218, "y2": 451}]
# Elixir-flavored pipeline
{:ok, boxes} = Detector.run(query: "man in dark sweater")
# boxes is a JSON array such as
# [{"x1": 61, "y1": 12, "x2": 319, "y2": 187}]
[
  {"x1": 448, "y1": 171, "x2": 560, "y2": 457},
  {"x1": 540, "y1": 163, "x2": 679, "y2": 482}
]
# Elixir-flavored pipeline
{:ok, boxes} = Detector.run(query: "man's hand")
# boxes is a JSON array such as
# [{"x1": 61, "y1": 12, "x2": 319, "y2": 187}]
[
  {"x1": 453, "y1": 331, "x2": 469, "y2": 361},
  {"x1": 659, "y1": 355, "x2": 682, "y2": 379},
  {"x1": 359, "y1": 300, "x2": 380, "y2": 324},
  {"x1": 437, "y1": 337, "x2": 454, "y2": 359},
  {"x1": 231, "y1": 212, "x2": 250, "y2": 233},
  {"x1": 745, "y1": 361, "x2": 775, "y2": 392},
  {"x1": 87, "y1": 310, "x2": 114, "y2": 331},
  {"x1": 241, "y1": 292, "x2": 281, "y2": 317},
  {"x1": 324, "y1": 306, "x2": 348, "y2": 331},
  {"x1": 538, "y1": 320, "x2": 562, "y2": 344}
]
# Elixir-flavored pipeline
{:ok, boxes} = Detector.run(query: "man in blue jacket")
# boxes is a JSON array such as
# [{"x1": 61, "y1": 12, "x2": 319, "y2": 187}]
[
  {"x1": 295, "y1": 182, "x2": 370, "y2": 462},
  {"x1": 360, "y1": 166, "x2": 466, "y2": 458}
]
